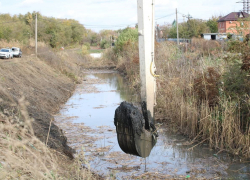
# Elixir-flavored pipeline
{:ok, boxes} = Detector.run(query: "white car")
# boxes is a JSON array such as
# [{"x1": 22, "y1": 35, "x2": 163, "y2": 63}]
[
  {"x1": 0, "y1": 48, "x2": 13, "y2": 59},
  {"x1": 11, "y1": 47, "x2": 22, "y2": 58}
]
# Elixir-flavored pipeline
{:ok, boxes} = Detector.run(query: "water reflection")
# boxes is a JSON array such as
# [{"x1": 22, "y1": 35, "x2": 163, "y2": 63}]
[{"x1": 55, "y1": 72, "x2": 250, "y2": 179}]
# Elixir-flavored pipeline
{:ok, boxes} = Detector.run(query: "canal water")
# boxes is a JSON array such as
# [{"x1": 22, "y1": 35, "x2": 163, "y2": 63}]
[{"x1": 54, "y1": 70, "x2": 250, "y2": 179}]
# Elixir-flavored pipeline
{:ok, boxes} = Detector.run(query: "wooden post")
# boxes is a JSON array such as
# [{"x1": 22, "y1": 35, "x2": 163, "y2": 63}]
[{"x1": 137, "y1": 0, "x2": 156, "y2": 127}]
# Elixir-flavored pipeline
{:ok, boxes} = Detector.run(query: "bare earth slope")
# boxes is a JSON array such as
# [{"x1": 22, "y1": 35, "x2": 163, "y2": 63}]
[{"x1": 0, "y1": 56, "x2": 75, "y2": 156}]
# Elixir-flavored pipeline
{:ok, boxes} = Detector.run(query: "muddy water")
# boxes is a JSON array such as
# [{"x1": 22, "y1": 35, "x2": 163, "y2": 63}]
[{"x1": 55, "y1": 70, "x2": 250, "y2": 179}]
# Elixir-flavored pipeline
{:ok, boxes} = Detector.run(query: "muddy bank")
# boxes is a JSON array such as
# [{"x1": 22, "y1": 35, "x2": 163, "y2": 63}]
[
  {"x1": 54, "y1": 71, "x2": 250, "y2": 179},
  {"x1": 0, "y1": 56, "x2": 76, "y2": 155}
]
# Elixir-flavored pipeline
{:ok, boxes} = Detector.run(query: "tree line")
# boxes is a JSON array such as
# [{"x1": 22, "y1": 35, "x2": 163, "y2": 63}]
[
  {"x1": 0, "y1": 12, "x2": 87, "y2": 48},
  {"x1": 162, "y1": 16, "x2": 219, "y2": 39}
]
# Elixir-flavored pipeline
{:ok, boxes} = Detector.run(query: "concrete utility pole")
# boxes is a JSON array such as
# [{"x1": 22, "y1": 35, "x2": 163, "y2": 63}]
[
  {"x1": 176, "y1": 8, "x2": 179, "y2": 45},
  {"x1": 35, "y1": 13, "x2": 37, "y2": 58},
  {"x1": 137, "y1": 0, "x2": 157, "y2": 127}
]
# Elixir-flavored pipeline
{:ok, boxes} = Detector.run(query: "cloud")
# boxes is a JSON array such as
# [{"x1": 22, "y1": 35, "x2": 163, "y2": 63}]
[
  {"x1": 155, "y1": 0, "x2": 178, "y2": 7},
  {"x1": 21, "y1": 0, "x2": 43, "y2": 5},
  {"x1": 7, "y1": 0, "x2": 243, "y2": 32}
]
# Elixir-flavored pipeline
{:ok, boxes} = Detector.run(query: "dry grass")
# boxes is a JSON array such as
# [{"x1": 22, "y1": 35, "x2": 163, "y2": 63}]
[
  {"x1": 0, "y1": 52, "x2": 100, "y2": 179},
  {"x1": 0, "y1": 39, "x2": 24, "y2": 49},
  {"x1": 156, "y1": 40, "x2": 250, "y2": 157},
  {"x1": 0, "y1": 98, "x2": 97, "y2": 179},
  {"x1": 0, "y1": 40, "x2": 104, "y2": 179},
  {"x1": 104, "y1": 38, "x2": 250, "y2": 158}
]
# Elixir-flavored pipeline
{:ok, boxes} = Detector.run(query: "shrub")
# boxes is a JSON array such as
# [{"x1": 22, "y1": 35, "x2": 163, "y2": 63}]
[
  {"x1": 81, "y1": 45, "x2": 89, "y2": 55},
  {"x1": 115, "y1": 28, "x2": 138, "y2": 53},
  {"x1": 100, "y1": 39, "x2": 110, "y2": 49},
  {"x1": 83, "y1": 42, "x2": 90, "y2": 50}
]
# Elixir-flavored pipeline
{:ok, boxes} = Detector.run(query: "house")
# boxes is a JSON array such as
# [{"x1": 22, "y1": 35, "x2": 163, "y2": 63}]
[{"x1": 218, "y1": 12, "x2": 250, "y2": 35}]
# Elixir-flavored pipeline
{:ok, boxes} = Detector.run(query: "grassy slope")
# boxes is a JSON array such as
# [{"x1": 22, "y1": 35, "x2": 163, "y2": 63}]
[{"x1": 0, "y1": 48, "x2": 100, "y2": 179}]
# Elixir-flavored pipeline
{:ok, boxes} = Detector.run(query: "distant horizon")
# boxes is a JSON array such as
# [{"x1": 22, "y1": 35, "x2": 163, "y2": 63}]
[{"x1": 1, "y1": 0, "x2": 243, "y2": 32}]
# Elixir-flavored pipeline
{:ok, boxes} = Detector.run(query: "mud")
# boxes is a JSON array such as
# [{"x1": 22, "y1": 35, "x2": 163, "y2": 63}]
[{"x1": 54, "y1": 70, "x2": 250, "y2": 179}]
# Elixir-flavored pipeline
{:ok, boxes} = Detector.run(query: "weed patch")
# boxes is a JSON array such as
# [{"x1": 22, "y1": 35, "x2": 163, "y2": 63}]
[{"x1": 103, "y1": 37, "x2": 250, "y2": 158}]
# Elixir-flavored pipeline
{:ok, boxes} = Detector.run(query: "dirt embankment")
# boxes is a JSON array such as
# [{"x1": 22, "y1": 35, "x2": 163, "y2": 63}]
[{"x1": 0, "y1": 56, "x2": 76, "y2": 156}]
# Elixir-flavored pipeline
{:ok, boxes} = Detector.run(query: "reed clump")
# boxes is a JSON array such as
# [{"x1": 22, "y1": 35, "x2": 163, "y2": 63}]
[{"x1": 104, "y1": 37, "x2": 250, "y2": 158}]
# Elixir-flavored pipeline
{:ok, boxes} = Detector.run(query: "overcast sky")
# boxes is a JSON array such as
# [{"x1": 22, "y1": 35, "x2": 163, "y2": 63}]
[{"x1": 0, "y1": 0, "x2": 244, "y2": 32}]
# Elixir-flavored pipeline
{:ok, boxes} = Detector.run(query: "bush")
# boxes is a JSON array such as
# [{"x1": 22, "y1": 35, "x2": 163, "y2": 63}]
[
  {"x1": 100, "y1": 39, "x2": 110, "y2": 49},
  {"x1": 83, "y1": 42, "x2": 90, "y2": 50},
  {"x1": 81, "y1": 45, "x2": 89, "y2": 55},
  {"x1": 115, "y1": 28, "x2": 138, "y2": 53}
]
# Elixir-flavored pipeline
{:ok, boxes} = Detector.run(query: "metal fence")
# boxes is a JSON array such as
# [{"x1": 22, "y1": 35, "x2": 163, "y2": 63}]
[{"x1": 157, "y1": 38, "x2": 192, "y2": 43}]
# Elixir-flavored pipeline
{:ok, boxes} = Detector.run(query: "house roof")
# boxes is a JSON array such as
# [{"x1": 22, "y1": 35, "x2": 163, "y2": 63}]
[{"x1": 218, "y1": 12, "x2": 249, "y2": 22}]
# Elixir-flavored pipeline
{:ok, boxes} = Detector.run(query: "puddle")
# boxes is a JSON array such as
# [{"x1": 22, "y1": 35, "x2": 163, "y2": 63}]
[{"x1": 55, "y1": 70, "x2": 250, "y2": 179}]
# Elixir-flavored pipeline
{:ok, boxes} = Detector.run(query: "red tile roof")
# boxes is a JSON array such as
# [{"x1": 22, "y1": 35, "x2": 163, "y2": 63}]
[{"x1": 218, "y1": 12, "x2": 249, "y2": 22}]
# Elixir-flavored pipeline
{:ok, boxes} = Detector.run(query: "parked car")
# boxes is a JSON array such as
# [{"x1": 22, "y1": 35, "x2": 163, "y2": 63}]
[
  {"x1": 11, "y1": 47, "x2": 22, "y2": 58},
  {"x1": 0, "y1": 48, "x2": 13, "y2": 59}
]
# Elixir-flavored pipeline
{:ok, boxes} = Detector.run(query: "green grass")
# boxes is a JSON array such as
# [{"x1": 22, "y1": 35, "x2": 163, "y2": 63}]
[{"x1": 88, "y1": 49, "x2": 105, "y2": 53}]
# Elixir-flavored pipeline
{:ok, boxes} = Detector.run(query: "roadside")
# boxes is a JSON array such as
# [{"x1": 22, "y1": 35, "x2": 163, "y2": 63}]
[{"x1": 0, "y1": 45, "x2": 107, "y2": 179}]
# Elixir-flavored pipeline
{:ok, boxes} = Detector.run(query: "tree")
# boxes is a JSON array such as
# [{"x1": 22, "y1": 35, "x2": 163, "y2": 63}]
[
  {"x1": 115, "y1": 27, "x2": 138, "y2": 52},
  {"x1": 0, "y1": 12, "x2": 87, "y2": 48},
  {"x1": 206, "y1": 16, "x2": 219, "y2": 33},
  {"x1": 167, "y1": 19, "x2": 209, "y2": 38}
]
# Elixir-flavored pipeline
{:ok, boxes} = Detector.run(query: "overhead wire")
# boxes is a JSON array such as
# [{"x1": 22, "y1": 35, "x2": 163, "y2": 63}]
[
  {"x1": 41, "y1": 17, "x2": 135, "y2": 29},
  {"x1": 156, "y1": 13, "x2": 175, "y2": 20}
]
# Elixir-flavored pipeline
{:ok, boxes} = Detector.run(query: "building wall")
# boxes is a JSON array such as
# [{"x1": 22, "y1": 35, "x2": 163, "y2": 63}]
[
  {"x1": 218, "y1": 21, "x2": 250, "y2": 35},
  {"x1": 218, "y1": 22, "x2": 226, "y2": 33},
  {"x1": 203, "y1": 35, "x2": 212, "y2": 40},
  {"x1": 226, "y1": 21, "x2": 240, "y2": 34}
]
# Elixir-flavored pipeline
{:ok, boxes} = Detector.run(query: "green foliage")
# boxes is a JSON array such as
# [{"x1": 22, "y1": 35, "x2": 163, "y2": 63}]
[
  {"x1": 223, "y1": 63, "x2": 250, "y2": 99},
  {"x1": 168, "y1": 19, "x2": 210, "y2": 38},
  {"x1": 227, "y1": 40, "x2": 243, "y2": 53},
  {"x1": 0, "y1": 12, "x2": 87, "y2": 48},
  {"x1": 206, "y1": 16, "x2": 219, "y2": 33},
  {"x1": 81, "y1": 45, "x2": 89, "y2": 55},
  {"x1": 100, "y1": 39, "x2": 110, "y2": 49},
  {"x1": 83, "y1": 42, "x2": 90, "y2": 50},
  {"x1": 115, "y1": 27, "x2": 138, "y2": 53},
  {"x1": 90, "y1": 33, "x2": 100, "y2": 46}
]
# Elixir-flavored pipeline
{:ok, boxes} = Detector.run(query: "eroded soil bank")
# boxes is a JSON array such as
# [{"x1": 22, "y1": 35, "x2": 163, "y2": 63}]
[
  {"x1": 55, "y1": 70, "x2": 250, "y2": 179},
  {"x1": 0, "y1": 56, "x2": 76, "y2": 155}
]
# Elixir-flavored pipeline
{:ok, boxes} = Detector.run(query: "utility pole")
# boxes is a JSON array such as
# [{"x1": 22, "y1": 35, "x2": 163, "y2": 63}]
[
  {"x1": 176, "y1": 8, "x2": 179, "y2": 45},
  {"x1": 137, "y1": 0, "x2": 157, "y2": 127},
  {"x1": 183, "y1": 15, "x2": 186, "y2": 22},
  {"x1": 35, "y1": 13, "x2": 37, "y2": 58},
  {"x1": 237, "y1": 0, "x2": 250, "y2": 13},
  {"x1": 114, "y1": 0, "x2": 158, "y2": 159}
]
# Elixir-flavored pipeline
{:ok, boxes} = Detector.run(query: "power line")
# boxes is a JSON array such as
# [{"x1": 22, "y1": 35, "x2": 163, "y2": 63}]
[
  {"x1": 41, "y1": 17, "x2": 135, "y2": 29},
  {"x1": 156, "y1": 13, "x2": 175, "y2": 20}
]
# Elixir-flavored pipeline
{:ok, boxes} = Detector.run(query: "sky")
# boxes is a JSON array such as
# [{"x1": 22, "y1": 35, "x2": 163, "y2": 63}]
[{"x1": 0, "y1": 0, "x2": 244, "y2": 32}]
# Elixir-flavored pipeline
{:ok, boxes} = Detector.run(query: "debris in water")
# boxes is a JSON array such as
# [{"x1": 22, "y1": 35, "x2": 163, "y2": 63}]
[{"x1": 114, "y1": 101, "x2": 158, "y2": 158}]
